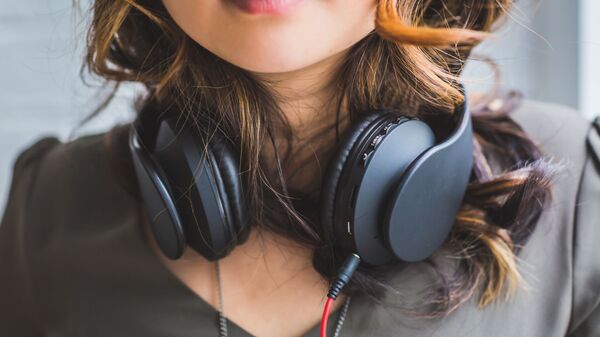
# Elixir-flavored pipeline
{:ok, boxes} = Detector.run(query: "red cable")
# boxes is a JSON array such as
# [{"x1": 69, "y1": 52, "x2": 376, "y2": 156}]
[
  {"x1": 321, "y1": 254, "x2": 361, "y2": 337},
  {"x1": 320, "y1": 297, "x2": 335, "y2": 337}
]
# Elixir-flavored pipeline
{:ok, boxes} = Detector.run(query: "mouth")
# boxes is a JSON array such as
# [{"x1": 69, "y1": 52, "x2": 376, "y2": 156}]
[{"x1": 228, "y1": 0, "x2": 308, "y2": 15}]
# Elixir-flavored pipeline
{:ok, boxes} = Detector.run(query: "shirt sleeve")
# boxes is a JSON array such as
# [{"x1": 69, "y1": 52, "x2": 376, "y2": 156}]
[
  {"x1": 567, "y1": 117, "x2": 600, "y2": 336},
  {"x1": 0, "y1": 137, "x2": 60, "y2": 337}
]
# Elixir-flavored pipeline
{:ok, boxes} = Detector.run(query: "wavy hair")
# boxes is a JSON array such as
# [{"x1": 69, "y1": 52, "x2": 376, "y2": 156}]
[{"x1": 85, "y1": 0, "x2": 555, "y2": 316}]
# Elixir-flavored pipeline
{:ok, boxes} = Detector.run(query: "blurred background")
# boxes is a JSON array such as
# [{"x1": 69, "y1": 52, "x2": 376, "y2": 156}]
[{"x1": 1, "y1": 0, "x2": 598, "y2": 213}]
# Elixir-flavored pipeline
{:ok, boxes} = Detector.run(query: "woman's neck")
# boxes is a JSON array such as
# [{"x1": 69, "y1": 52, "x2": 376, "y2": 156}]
[
  {"x1": 149, "y1": 50, "x2": 352, "y2": 337},
  {"x1": 253, "y1": 48, "x2": 350, "y2": 193},
  {"x1": 150, "y1": 227, "x2": 348, "y2": 337},
  {"x1": 252, "y1": 48, "x2": 347, "y2": 136}
]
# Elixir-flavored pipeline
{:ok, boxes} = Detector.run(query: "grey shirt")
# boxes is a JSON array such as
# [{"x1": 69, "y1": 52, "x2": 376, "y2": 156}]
[{"x1": 1, "y1": 100, "x2": 599, "y2": 337}]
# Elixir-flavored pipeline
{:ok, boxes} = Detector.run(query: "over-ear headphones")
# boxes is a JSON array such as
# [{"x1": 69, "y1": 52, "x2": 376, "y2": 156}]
[{"x1": 129, "y1": 92, "x2": 473, "y2": 266}]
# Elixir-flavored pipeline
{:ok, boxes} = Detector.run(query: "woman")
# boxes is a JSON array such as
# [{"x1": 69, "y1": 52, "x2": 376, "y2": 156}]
[{"x1": 1, "y1": 0, "x2": 599, "y2": 336}]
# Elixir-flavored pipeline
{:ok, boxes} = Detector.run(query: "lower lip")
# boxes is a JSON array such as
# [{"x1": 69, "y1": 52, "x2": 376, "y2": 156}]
[{"x1": 229, "y1": 0, "x2": 307, "y2": 15}]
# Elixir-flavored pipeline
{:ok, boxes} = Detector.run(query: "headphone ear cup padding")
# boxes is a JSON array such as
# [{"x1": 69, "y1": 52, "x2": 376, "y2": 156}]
[
  {"x1": 320, "y1": 113, "x2": 383, "y2": 231},
  {"x1": 151, "y1": 119, "x2": 244, "y2": 260},
  {"x1": 207, "y1": 134, "x2": 250, "y2": 248},
  {"x1": 129, "y1": 129, "x2": 187, "y2": 260}
]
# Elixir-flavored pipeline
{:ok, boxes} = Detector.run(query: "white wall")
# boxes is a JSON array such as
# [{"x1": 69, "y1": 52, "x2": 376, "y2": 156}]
[
  {"x1": 464, "y1": 0, "x2": 580, "y2": 109},
  {"x1": 580, "y1": 0, "x2": 600, "y2": 119},
  {"x1": 0, "y1": 1, "x2": 138, "y2": 215}
]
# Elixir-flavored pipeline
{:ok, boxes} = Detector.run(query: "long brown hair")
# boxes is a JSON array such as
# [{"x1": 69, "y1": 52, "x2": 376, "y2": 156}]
[{"x1": 85, "y1": 0, "x2": 555, "y2": 316}]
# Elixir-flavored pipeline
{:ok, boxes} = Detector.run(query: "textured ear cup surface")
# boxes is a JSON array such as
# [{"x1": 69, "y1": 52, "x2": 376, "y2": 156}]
[
  {"x1": 207, "y1": 133, "x2": 250, "y2": 250},
  {"x1": 129, "y1": 128, "x2": 187, "y2": 260},
  {"x1": 320, "y1": 113, "x2": 383, "y2": 232}
]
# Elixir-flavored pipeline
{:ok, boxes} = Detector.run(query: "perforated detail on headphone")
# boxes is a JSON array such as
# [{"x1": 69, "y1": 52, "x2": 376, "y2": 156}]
[{"x1": 359, "y1": 117, "x2": 411, "y2": 168}]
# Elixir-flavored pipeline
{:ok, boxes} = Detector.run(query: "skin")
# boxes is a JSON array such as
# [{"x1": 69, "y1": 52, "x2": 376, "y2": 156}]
[
  {"x1": 158, "y1": 1, "x2": 378, "y2": 336},
  {"x1": 161, "y1": 0, "x2": 376, "y2": 144}
]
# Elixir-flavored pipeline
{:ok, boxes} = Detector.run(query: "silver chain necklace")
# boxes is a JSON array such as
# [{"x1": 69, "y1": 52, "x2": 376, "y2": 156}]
[{"x1": 215, "y1": 260, "x2": 351, "y2": 337}]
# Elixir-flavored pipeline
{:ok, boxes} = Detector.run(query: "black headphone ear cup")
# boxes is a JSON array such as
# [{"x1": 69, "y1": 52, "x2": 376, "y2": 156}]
[
  {"x1": 149, "y1": 118, "x2": 248, "y2": 260},
  {"x1": 129, "y1": 129, "x2": 187, "y2": 260},
  {"x1": 207, "y1": 134, "x2": 250, "y2": 249},
  {"x1": 320, "y1": 113, "x2": 382, "y2": 232},
  {"x1": 320, "y1": 110, "x2": 437, "y2": 265}
]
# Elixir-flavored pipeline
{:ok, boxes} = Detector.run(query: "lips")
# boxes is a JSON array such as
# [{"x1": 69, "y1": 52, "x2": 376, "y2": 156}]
[{"x1": 229, "y1": 0, "x2": 307, "y2": 15}]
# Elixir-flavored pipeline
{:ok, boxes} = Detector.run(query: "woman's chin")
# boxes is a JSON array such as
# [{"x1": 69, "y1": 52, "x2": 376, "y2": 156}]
[
  {"x1": 162, "y1": 0, "x2": 376, "y2": 74},
  {"x1": 212, "y1": 47, "x2": 332, "y2": 74}
]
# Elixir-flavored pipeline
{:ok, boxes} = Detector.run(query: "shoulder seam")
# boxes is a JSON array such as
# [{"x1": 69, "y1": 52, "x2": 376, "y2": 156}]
[
  {"x1": 592, "y1": 116, "x2": 600, "y2": 133},
  {"x1": 0, "y1": 136, "x2": 60, "y2": 333},
  {"x1": 567, "y1": 119, "x2": 600, "y2": 334},
  {"x1": 13, "y1": 137, "x2": 62, "y2": 211},
  {"x1": 587, "y1": 116, "x2": 600, "y2": 170},
  {"x1": 14, "y1": 137, "x2": 61, "y2": 171}
]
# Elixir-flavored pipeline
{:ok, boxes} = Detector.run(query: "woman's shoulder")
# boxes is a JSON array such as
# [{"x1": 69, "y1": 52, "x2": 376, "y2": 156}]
[
  {"x1": 510, "y1": 99, "x2": 593, "y2": 163},
  {"x1": 365, "y1": 100, "x2": 600, "y2": 336},
  {"x1": 0, "y1": 128, "x2": 137, "y2": 334},
  {"x1": 0, "y1": 125, "x2": 206, "y2": 336},
  {"x1": 3, "y1": 132, "x2": 102, "y2": 217},
  {"x1": 479, "y1": 99, "x2": 600, "y2": 335},
  {"x1": 512, "y1": 99, "x2": 600, "y2": 334},
  {"x1": 1, "y1": 125, "x2": 138, "y2": 245}
]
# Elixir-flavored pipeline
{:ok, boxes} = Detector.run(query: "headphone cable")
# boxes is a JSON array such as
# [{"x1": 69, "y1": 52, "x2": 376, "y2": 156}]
[
  {"x1": 320, "y1": 253, "x2": 361, "y2": 337},
  {"x1": 215, "y1": 258, "x2": 354, "y2": 337}
]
